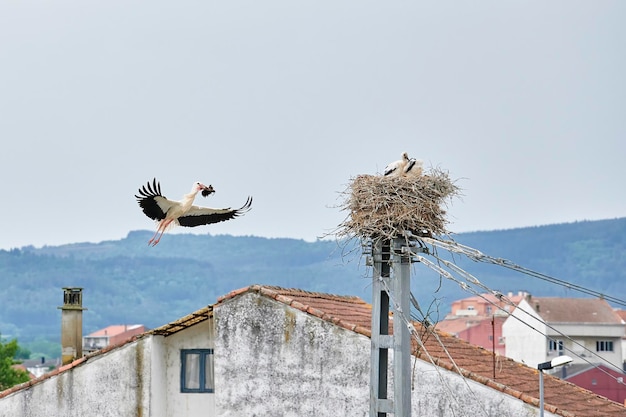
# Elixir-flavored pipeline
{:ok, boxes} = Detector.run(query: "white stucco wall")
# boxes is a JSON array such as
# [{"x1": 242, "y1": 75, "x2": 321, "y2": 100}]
[
  {"x1": 503, "y1": 299, "x2": 548, "y2": 367},
  {"x1": 150, "y1": 334, "x2": 167, "y2": 417},
  {"x1": 411, "y1": 358, "x2": 556, "y2": 417},
  {"x1": 214, "y1": 292, "x2": 370, "y2": 417},
  {"x1": 214, "y1": 292, "x2": 549, "y2": 417},
  {"x1": 161, "y1": 320, "x2": 215, "y2": 417},
  {"x1": 0, "y1": 338, "x2": 152, "y2": 417}
]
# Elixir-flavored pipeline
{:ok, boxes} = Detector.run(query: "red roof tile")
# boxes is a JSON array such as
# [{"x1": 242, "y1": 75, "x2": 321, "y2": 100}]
[{"x1": 436, "y1": 316, "x2": 484, "y2": 334}]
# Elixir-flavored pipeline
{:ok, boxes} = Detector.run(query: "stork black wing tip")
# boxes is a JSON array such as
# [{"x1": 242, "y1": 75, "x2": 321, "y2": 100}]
[
  {"x1": 241, "y1": 196, "x2": 253, "y2": 212},
  {"x1": 135, "y1": 178, "x2": 164, "y2": 201}
]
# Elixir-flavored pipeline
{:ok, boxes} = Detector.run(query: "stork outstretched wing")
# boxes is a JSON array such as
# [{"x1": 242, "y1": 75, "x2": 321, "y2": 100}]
[
  {"x1": 178, "y1": 197, "x2": 253, "y2": 227},
  {"x1": 135, "y1": 178, "x2": 176, "y2": 221}
]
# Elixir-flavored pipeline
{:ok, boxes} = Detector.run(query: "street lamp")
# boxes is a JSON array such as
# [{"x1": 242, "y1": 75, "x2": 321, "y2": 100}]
[{"x1": 538, "y1": 355, "x2": 573, "y2": 417}]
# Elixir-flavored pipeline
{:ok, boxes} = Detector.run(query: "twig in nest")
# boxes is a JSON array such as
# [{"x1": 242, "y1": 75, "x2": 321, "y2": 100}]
[{"x1": 333, "y1": 167, "x2": 461, "y2": 242}]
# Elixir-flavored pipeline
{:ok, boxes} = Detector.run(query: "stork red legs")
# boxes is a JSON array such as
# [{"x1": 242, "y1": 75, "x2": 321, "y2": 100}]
[{"x1": 148, "y1": 218, "x2": 175, "y2": 246}]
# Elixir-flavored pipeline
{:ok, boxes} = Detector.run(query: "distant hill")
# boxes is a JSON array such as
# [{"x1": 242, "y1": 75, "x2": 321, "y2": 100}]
[{"x1": 1, "y1": 218, "x2": 625, "y2": 356}]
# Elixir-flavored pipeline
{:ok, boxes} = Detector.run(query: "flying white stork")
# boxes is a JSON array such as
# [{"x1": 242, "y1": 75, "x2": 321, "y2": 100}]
[
  {"x1": 383, "y1": 152, "x2": 410, "y2": 177},
  {"x1": 135, "y1": 178, "x2": 253, "y2": 246},
  {"x1": 404, "y1": 156, "x2": 423, "y2": 177}
]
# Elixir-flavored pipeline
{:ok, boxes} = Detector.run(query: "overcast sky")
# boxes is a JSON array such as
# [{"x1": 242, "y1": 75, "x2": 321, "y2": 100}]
[{"x1": 0, "y1": 1, "x2": 624, "y2": 250}]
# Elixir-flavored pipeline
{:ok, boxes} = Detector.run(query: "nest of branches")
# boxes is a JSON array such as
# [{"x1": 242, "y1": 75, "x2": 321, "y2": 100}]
[{"x1": 335, "y1": 167, "x2": 461, "y2": 242}]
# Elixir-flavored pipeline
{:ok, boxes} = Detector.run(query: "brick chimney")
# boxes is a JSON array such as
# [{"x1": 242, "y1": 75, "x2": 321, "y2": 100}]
[{"x1": 58, "y1": 288, "x2": 87, "y2": 365}]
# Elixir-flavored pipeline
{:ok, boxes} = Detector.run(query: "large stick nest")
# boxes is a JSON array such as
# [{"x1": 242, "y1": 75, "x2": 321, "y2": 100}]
[{"x1": 335, "y1": 167, "x2": 461, "y2": 242}]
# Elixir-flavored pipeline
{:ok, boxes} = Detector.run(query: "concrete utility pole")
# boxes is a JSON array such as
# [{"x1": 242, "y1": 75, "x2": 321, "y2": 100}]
[
  {"x1": 370, "y1": 239, "x2": 391, "y2": 416},
  {"x1": 369, "y1": 237, "x2": 412, "y2": 417},
  {"x1": 391, "y1": 237, "x2": 411, "y2": 416}
]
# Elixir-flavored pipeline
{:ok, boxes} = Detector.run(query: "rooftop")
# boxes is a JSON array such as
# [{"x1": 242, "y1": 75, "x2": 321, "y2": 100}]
[
  {"x1": 614, "y1": 309, "x2": 626, "y2": 324},
  {"x1": 86, "y1": 324, "x2": 146, "y2": 337},
  {"x1": 2, "y1": 285, "x2": 624, "y2": 416},
  {"x1": 527, "y1": 297, "x2": 624, "y2": 324},
  {"x1": 221, "y1": 286, "x2": 625, "y2": 417},
  {"x1": 436, "y1": 315, "x2": 503, "y2": 335}
]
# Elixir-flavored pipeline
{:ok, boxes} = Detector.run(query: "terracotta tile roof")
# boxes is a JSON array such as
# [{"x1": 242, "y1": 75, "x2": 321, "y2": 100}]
[
  {"x1": 218, "y1": 285, "x2": 372, "y2": 335},
  {"x1": 435, "y1": 316, "x2": 484, "y2": 335},
  {"x1": 149, "y1": 306, "x2": 212, "y2": 336},
  {"x1": 527, "y1": 297, "x2": 623, "y2": 324},
  {"x1": 454, "y1": 292, "x2": 528, "y2": 308}
]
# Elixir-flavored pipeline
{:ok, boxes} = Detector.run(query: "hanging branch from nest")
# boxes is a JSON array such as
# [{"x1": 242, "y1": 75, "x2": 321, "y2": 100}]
[{"x1": 334, "y1": 167, "x2": 461, "y2": 243}]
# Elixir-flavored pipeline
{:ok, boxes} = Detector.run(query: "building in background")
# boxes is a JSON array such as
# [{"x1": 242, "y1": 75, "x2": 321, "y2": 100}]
[
  {"x1": 615, "y1": 309, "x2": 626, "y2": 371},
  {"x1": 437, "y1": 291, "x2": 528, "y2": 355},
  {"x1": 564, "y1": 364, "x2": 626, "y2": 404},
  {"x1": 503, "y1": 296, "x2": 625, "y2": 373},
  {"x1": 83, "y1": 324, "x2": 147, "y2": 355},
  {"x1": 19, "y1": 358, "x2": 60, "y2": 379}
]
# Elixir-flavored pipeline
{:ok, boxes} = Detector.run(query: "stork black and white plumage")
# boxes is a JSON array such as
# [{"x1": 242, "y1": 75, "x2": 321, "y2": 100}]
[
  {"x1": 135, "y1": 178, "x2": 253, "y2": 246},
  {"x1": 404, "y1": 156, "x2": 423, "y2": 177},
  {"x1": 383, "y1": 152, "x2": 410, "y2": 177}
]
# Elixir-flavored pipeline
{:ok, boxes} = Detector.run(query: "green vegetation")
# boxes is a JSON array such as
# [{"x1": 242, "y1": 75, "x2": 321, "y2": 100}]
[
  {"x1": 0, "y1": 335, "x2": 31, "y2": 390},
  {"x1": 1, "y1": 218, "x2": 625, "y2": 345},
  {"x1": 0, "y1": 232, "x2": 365, "y2": 343},
  {"x1": 22, "y1": 338, "x2": 60, "y2": 360}
]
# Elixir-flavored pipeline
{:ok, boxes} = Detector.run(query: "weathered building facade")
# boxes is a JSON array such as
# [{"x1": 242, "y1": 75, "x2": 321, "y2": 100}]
[
  {"x1": 1, "y1": 285, "x2": 624, "y2": 416},
  {"x1": 503, "y1": 296, "x2": 625, "y2": 371}
]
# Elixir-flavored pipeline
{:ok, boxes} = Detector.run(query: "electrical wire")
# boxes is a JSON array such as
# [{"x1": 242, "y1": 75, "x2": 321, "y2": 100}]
[
  {"x1": 421, "y1": 237, "x2": 626, "y2": 308},
  {"x1": 365, "y1": 235, "x2": 626, "y2": 412},
  {"x1": 410, "y1": 245, "x2": 626, "y2": 386}
]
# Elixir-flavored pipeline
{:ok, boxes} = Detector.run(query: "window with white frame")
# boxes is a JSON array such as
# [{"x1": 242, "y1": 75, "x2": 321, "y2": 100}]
[
  {"x1": 548, "y1": 339, "x2": 563, "y2": 353},
  {"x1": 181, "y1": 349, "x2": 214, "y2": 393},
  {"x1": 596, "y1": 341, "x2": 614, "y2": 352}
]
